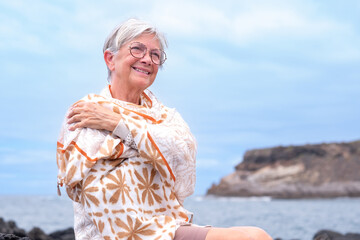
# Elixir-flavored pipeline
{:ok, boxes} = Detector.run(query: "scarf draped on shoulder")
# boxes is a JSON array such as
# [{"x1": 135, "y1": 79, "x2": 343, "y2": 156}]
[{"x1": 56, "y1": 86, "x2": 197, "y2": 240}]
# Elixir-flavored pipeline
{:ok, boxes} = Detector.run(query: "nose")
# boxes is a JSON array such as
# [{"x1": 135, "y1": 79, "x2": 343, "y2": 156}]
[{"x1": 140, "y1": 52, "x2": 152, "y2": 65}]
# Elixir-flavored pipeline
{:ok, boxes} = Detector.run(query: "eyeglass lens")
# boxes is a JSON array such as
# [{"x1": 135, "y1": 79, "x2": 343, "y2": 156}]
[{"x1": 129, "y1": 42, "x2": 166, "y2": 65}]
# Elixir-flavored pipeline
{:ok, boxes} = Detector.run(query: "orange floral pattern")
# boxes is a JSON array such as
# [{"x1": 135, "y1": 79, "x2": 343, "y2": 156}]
[{"x1": 57, "y1": 86, "x2": 197, "y2": 240}]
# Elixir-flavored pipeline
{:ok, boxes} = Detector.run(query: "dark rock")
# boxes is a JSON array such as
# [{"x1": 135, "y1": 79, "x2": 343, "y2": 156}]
[
  {"x1": 49, "y1": 228, "x2": 74, "y2": 240},
  {"x1": 0, "y1": 218, "x2": 27, "y2": 237},
  {"x1": 207, "y1": 140, "x2": 360, "y2": 198},
  {"x1": 27, "y1": 227, "x2": 51, "y2": 240},
  {"x1": 236, "y1": 145, "x2": 327, "y2": 171},
  {"x1": 343, "y1": 233, "x2": 360, "y2": 240},
  {"x1": 274, "y1": 238, "x2": 300, "y2": 240},
  {"x1": 313, "y1": 229, "x2": 360, "y2": 240},
  {"x1": 0, "y1": 217, "x2": 75, "y2": 240},
  {"x1": 314, "y1": 229, "x2": 343, "y2": 239},
  {"x1": 0, "y1": 233, "x2": 32, "y2": 240}
]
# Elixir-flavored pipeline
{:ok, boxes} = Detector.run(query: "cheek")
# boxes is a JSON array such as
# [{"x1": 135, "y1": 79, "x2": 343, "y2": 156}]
[
  {"x1": 150, "y1": 71, "x2": 158, "y2": 83},
  {"x1": 119, "y1": 60, "x2": 135, "y2": 75},
  {"x1": 152, "y1": 67, "x2": 159, "y2": 77},
  {"x1": 122, "y1": 56, "x2": 138, "y2": 69}
]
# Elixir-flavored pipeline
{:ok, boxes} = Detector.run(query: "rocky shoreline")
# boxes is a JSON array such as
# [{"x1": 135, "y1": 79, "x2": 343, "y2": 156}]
[
  {"x1": 207, "y1": 140, "x2": 360, "y2": 198},
  {"x1": 0, "y1": 218, "x2": 74, "y2": 240},
  {"x1": 1, "y1": 217, "x2": 360, "y2": 240}
]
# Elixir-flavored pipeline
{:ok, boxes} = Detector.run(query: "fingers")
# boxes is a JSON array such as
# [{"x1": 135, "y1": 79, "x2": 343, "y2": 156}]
[
  {"x1": 67, "y1": 113, "x2": 84, "y2": 130},
  {"x1": 68, "y1": 122, "x2": 88, "y2": 131},
  {"x1": 68, "y1": 117, "x2": 92, "y2": 131},
  {"x1": 67, "y1": 102, "x2": 93, "y2": 119},
  {"x1": 67, "y1": 102, "x2": 89, "y2": 129},
  {"x1": 67, "y1": 113, "x2": 81, "y2": 125},
  {"x1": 67, "y1": 110, "x2": 77, "y2": 121},
  {"x1": 68, "y1": 123, "x2": 78, "y2": 131},
  {"x1": 68, "y1": 104, "x2": 80, "y2": 119}
]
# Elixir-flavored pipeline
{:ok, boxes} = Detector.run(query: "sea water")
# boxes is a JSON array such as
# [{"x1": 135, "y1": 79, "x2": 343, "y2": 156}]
[{"x1": 0, "y1": 195, "x2": 359, "y2": 240}]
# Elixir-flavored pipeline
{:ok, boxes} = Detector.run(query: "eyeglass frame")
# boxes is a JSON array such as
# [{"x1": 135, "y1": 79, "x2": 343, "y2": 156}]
[{"x1": 128, "y1": 42, "x2": 167, "y2": 66}]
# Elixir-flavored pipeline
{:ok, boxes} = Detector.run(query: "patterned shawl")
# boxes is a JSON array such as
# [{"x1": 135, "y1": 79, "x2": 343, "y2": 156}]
[{"x1": 56, "y1": 86, "x2": 197, "y2": 240}]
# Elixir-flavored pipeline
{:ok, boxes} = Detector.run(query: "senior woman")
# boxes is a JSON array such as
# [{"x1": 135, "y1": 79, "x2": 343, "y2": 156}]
[{"x1": 57, "y1": 19, "x2": 272, "y2": 240}]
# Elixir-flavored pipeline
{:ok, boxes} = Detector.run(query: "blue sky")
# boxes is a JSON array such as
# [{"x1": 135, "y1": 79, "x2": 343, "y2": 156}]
[{"x1": 0, "y1": 0, "x2": 359, "y2": 196}]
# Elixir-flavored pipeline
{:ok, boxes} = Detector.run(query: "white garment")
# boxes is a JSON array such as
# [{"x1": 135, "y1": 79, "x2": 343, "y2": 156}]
[{"x1": 57, "y1": 86, "x2": 197, "y2": 240}]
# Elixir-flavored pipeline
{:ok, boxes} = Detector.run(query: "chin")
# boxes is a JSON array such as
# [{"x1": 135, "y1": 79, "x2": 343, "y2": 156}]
[{"x1": 136, "y1": 78, "x2": 154, "y2": 89}]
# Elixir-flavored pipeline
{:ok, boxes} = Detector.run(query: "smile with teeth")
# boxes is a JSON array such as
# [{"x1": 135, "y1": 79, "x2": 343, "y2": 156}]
[{"x1": 132, "y1": 67, "x2": 150, "y2": 75}]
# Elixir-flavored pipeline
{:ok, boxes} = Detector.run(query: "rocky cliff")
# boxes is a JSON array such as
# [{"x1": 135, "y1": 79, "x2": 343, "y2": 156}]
[{"x1": 207, "y1": 140, "x2": 360, "y2": 198}]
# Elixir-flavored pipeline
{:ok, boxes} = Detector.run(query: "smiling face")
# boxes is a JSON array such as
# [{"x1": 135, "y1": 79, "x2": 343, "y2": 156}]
[{"x1": 105, "y1": 33, "x2": 161, "y2": 102}]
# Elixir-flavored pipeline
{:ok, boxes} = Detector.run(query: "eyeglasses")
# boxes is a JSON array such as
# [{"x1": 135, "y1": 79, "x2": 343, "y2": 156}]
[{"x1": 128, "y1": 42, "x2": 167, "y2": 65}]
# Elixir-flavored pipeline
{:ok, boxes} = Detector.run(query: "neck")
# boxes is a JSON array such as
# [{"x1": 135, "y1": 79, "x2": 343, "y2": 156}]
[{"x1": 110, "y1": 84, "x2": 141, "y2": 105}]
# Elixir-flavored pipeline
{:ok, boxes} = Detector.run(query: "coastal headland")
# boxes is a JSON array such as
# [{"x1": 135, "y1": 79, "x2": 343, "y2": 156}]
[{"x1": 207, "y1": 140, "x2": 360, "y2": 198}]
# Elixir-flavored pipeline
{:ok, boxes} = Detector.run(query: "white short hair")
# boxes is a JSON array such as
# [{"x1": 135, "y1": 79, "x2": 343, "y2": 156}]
[{"x1": 103, "y1": 18, "x2": 168, "y2": 80}]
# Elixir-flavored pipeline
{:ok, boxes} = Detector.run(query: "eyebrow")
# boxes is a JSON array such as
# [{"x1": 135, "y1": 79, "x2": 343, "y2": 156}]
[{"x1": 130, "y1": 42, "x2": 162, "y2": 51}]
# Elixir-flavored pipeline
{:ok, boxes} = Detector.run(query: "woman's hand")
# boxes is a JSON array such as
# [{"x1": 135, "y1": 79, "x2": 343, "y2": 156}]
[{"x1": 67, "y1": 102, "x2": 122, "y2": 132}]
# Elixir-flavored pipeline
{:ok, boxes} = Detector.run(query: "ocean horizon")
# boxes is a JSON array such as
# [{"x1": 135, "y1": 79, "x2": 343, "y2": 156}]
[{"x1": 1, "y1": 195, "x2": 359, "y2": 240}]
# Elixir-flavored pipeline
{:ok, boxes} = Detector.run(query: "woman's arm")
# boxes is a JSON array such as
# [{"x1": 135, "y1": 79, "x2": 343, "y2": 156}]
[{"x1": 66, "y1": 101, "x2": 138, "y2": 149}]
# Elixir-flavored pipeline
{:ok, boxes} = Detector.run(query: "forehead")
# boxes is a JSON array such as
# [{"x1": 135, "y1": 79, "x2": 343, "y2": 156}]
[{"x1": 129, "y1": 33, "x2": 160, "y2": 48}]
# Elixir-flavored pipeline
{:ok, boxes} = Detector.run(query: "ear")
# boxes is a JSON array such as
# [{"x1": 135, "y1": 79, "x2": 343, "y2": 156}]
[{"x1": 104, "y1": 50, "x2": 115, "y2": 71}]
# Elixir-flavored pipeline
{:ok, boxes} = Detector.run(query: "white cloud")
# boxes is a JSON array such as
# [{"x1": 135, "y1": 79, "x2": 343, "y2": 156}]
[
  {"x1": 0, "y1": 1, "x2": 68, "y2": 54},
  {"x1": 148, "y1": 1, "x2": 228, "y2": 38},
  {"x1": 1, "y1": 0, "x2": 358, "y2": 61},
  {"x1": 231, "y1": 5, "x2": 347, "y2": 43},
  {"x1": 146, "y1": 1, "x2": 351, "y2": 45},
  {"x1": 145, "y1": 0, "x2": 360, "y2": 65},
  {"x1": 0, "y1": 14, "x2": 48, "y2": 54},
  {"x1": 168, "y1": 44, "x2": 320, "y2": 81}
]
